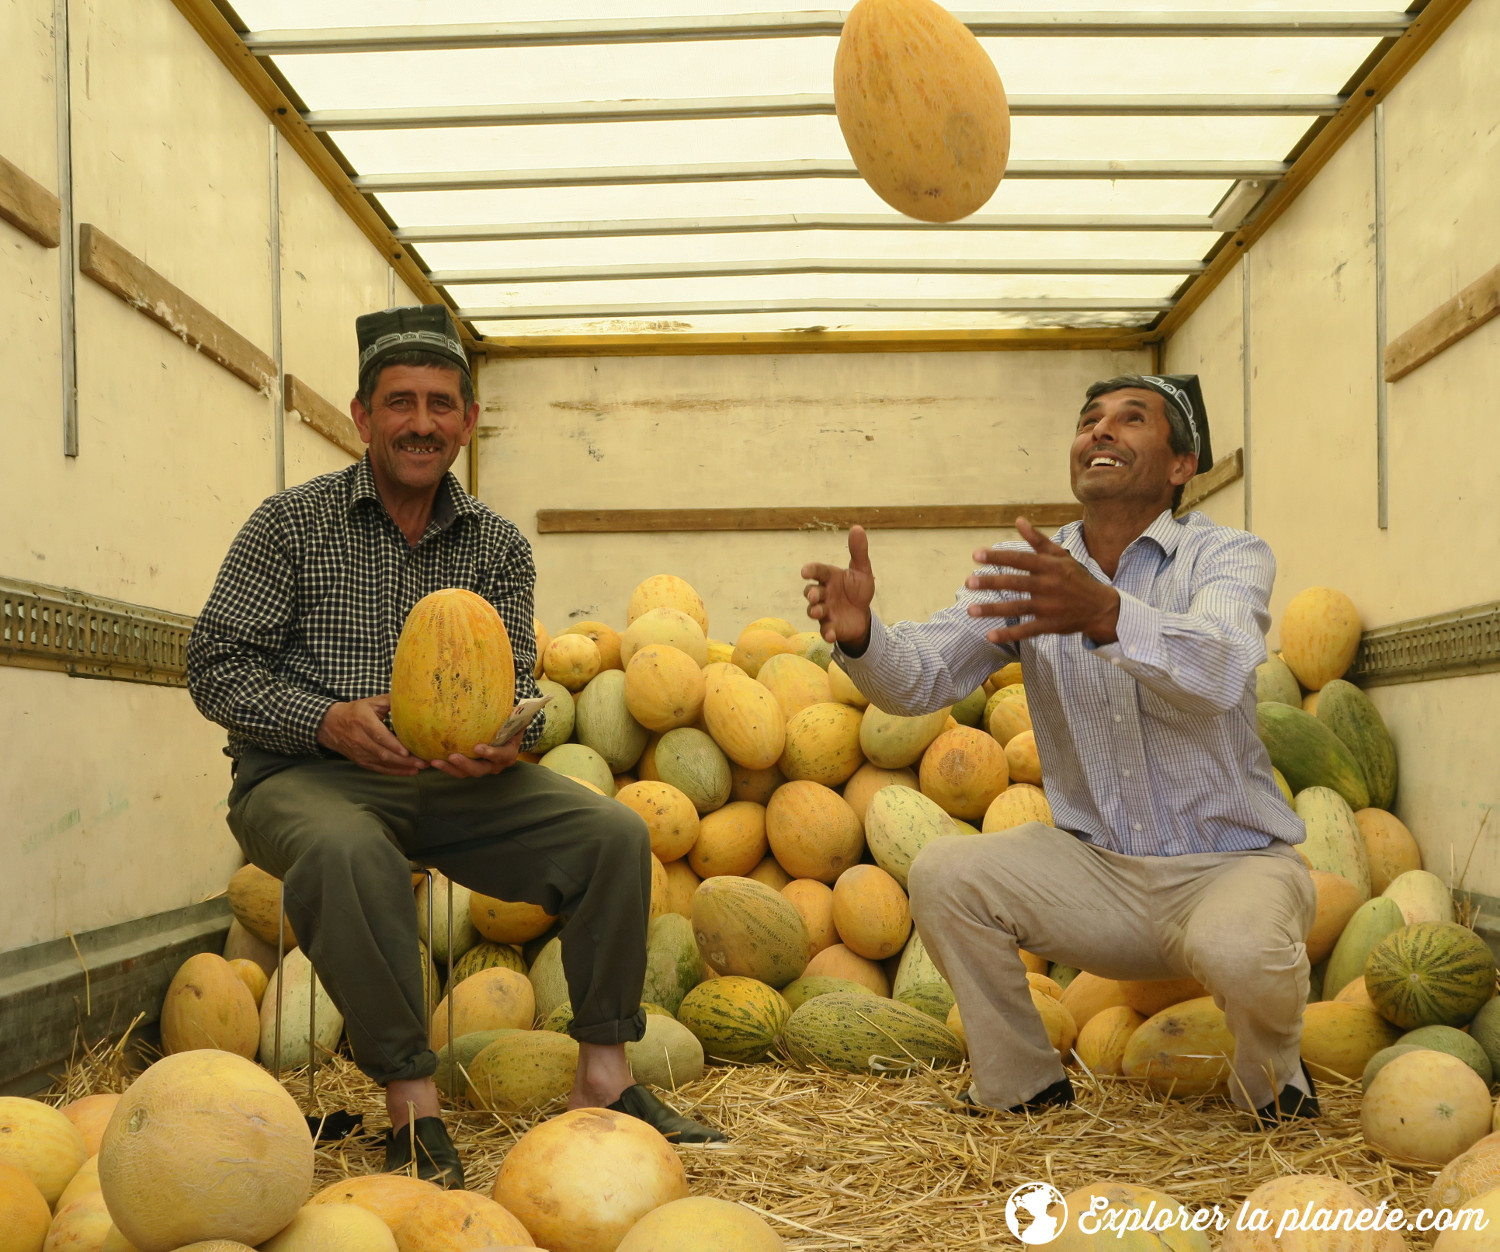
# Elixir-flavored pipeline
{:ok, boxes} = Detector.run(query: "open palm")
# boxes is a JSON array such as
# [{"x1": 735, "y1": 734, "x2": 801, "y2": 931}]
[{"x1": 801, "y1": 526, "x2": 876, "y2": 647}]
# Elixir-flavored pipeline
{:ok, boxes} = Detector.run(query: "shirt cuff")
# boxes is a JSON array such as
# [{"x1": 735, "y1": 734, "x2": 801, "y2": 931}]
[
  {"x1": 1086, "y1": 590, "x2": 1162, "y2": 671},
  {"x1": 283, "y1": 691, "x2": 339, "y2": 755},
  {"x1": 833, "y1": 614, "x2": 889, "y2": 672}
]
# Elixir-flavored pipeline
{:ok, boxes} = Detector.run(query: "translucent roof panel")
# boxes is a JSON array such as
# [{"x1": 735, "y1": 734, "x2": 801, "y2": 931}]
[{"x1": 230, "y1": 0, "x2": 1406, "y2": 340}]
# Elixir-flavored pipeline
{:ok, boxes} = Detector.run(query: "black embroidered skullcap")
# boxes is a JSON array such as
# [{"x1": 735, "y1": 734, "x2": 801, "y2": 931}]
[
  {"x1": 1084, "y1": 373, "x2": 1213, "y2": 472},
  {"x1": 355, "y1": 304, "x2": 469, "y2": 378}
]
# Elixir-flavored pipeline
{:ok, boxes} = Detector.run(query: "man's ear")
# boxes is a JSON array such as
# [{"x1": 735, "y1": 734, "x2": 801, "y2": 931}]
[
  {"x1": 349, "y1": 396, "x2": 374, "y2": 444},
  {"x1": 1168, "y1": 450, "x2": 1199, "y2": 488}
]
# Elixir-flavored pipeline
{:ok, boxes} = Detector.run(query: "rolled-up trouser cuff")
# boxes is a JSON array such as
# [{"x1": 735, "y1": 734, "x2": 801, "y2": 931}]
[
  {"x1": 570, "y1": 1006, "x2": 648, "y2": 1047},
  {"x1": 368, "y1": 1046, "x2": 439, "y2": 1087}
]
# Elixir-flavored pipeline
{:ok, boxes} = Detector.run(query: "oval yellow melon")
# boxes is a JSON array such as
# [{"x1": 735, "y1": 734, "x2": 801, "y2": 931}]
[
  {"x1": 746, "y1": 856, "x2": 792, "y2": 892},
  {"x1": 172, "y1": 1243, "x2": 260, "y2": 1251},
  {"x1": 782, "y1": 879, "x2": 838, "y2": 957},
  {"x1": 43, "y1": 1189, "x2": 117, "y2": 1250},
  {"x1": 803, "y1": 944, "x2": 890, "y2": 997},
  {"x1": 0, "y1": 1098, "x2": 86, "y2": 1207},
  {"x1": 1299, "y1": 1000, "x2": 1400, "y2": 1082},
  {"x1": 946, "y1": 1003, "x2": 966, "y2": 1055},
  {"x1": 703, "y1": 675, "x2": 786, "y2": 771},
  {"x1": 745, "y1": 616, "x2": 796, "y2": 638},
  {"x1": 56, "y1": 1150, "x2": 101, "y2": 1211},
  {"x1": 780, "y1": 702, "x2": 865, "y2": 786},
  {"x1": 394, "y1": 1189, "x2": 534, "y2": 1252},
  {"x1": 628, "y1": 575, "x2": 708, "y2": 635},
  {"x1": 221, "y1": 918, "x2": 279, "y2": 975},
  {"x1": 765, "y1": 781, "x2": 864, "y2": 882},
  {"x1": 98, "y1": 1051, "x2": 314, "y2": 1251},
  {"x1": 391, "y1": 588, "x2": 516, "y2": 759},
  {"x1": 1033, "y1": 988, "x2": 1078, "y2": 1057},
  {"x1": 705, "y1": 640, "x2": 735, "y2": 666},
  {"x1": 160, "y1": 953, "x2": 260, "y2": 1060},
  {"x1": 755, "y1": 653, "x2": 833, "y2": 720},
  {"x1": 827, "y1": 663, "x2": 869, "y2": 709},
  {"x1": 731, "y1": 629, "x2": 793, "y2": 679},
  {"x1": 831, "y1": 865, "x2": 911, "y2": 960},
  {"x1": 729, "y1": 762, "x2": 785, "y2": 806},
  {"x1": 61, "y1": 1095, "x2": 121, "y2": 1158},
  {"x1": 1222, "y1": 1173, "x2": 1405, "y2": 1252},
  {"x1": 563, "y1": 620, "x2": 623, "y2": 672},
  {"x1": 616, "y1": 1195, "x2": 783, "y2": 1251},
  {"x1": 1307, "y1": 870, "x2": 1366, "y2": 963},
  {"x1": 0, "y1": 1161, "x2": 49, "y2": 1252},
  {"x1": 615, "y1": 781, "x2": 700, "y2": 864},
  {"x1": 491, "y1": 1108, "x2": 689, "y2": 1252},
  {"x1": 1074, "y1": 1005, "x2": 1146, "y2": 1077},
  {"x1": 624, "y1": 645, "x2": 706, "y2": 733},
  {"x1": 307, "y1": 1175, "x2": 444, "y2": 1232},
  {"x1": 687, "y1": 800, "x2": 768, "y2": 878},
  {"x1": 1046, "y1": 1181, "x2": 1211, "y2": 1252},
  {"x1": 858, "y1": 705, "x2": 949, "y2": 770},
  {"x1": 1280, "y1": 587, "x2": 1361, "y2": 691},
  {"x1": 466, "y1": 1032, "x2": 580, "y2": 1113},
  {"x1": 986, "y1": 686, "x2": 1031, "y2": 745},
  {"x1": 1334, "y1": 975, "x2": 1377, "y2": 1011},
  {"x1": 1122, "y1": 997, "x2": 1234, "y2": 1096},
  {"x1": 621, "y1": 608, "x2": 708, "y2": 669},
  {"x1": 834, "y1": 0, "x2": 1010, "y2": 222},
  {"x1": 1356, "y1": 808, "x2": 1422, "y2": 895},
  {"x1": 1058, "y1": 973, "x2": 1133, "y2": 1033},
  {"x1": 1433, "y1": 1187, "x2": 1500, "y2": 1251},
  {"x1": 1429, "y1": 1132, "x2": 1500, "y2": 1214},
  {"x1": 429, "y1": 967, "x2": 535, "y2": 1051},
  {"x1": 981, "y1": 782, "x2": 1052, "y2": 832},
  {"x1": 918, "y1": 726, "x2": 1010, "y2": 819},
  {"x1": 691, "y1": 875, "x2": 811, "y2": 988},
  {"x1": 469, "y1": 894, "x2": 557, "y2": 946},
  {"x1": 1003, "y1": 729, "x2": 1042, "y2": 785},
  {"x1": 261, "y1": 1205, "x2": 399, "y2": 1252},
  {"x1": 227, "y1": 958, "x2": 269, "y2": 1008},
  {"x1": 1116, "y1": 977, "x2": 1205, "y2": 1019},
  {"x1": 542, "y1": 634, "x2": 601, "y2": 692},
  {"x1": 662, "y1": 859, "x2": 701, "y2": 917},
  {"x1": 226, "y1": 863, "x2": 296, "y2": 951},
  {"x1": 840, "y1": 763, "x2": 917, "y2": 824},
  {"x1": 1363, "y1": 1049, "x2": 1492, "y2": 1166},
  {"x1": 533, "y1": 619, "x2": 550, "y2": 678}
]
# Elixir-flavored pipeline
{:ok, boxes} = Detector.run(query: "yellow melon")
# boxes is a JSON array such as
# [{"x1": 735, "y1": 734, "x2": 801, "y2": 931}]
[
  {"x1": 981, "y1": 783, "x2": 1052, "y2": 832},
  {"x1": 1306, "y1": 870, "x2": 1365, "y2": 964},
  {"x1": 731, "y1": 629, "x2": 794, "y2": 679},
  {"x1": 1429, "y1": 1131, "x2": 1500, "y2": 1212},
  {"x1": 840, "y1": 763, "x2": 917, "y2": 824},
  {"x1": 172, "y1": 1244, "x2": 259, "y2": 1251},
  {"x1": 55, "y1": 1151, "x2": 102, "y2": 1211},
  {"x1": 628, "y1": 575, "x2": 708, "y2": 635},
  {"x1": 755, "y1": 652, "x2": 833, "y2": 720},
  {"x1": 1033, "y1": 989, "x2": 1078, "y2": 1057},
  {"x1": 1299, "y1": 1001, "x2": 1400, "y2": 1082},
  {"x1": 621, "y1": 609, "x2": 708, "y2": 670},
  {"x1": 466, "y1": 1032, "x2": 580, "y2": 1113},
  {"x1": 703, "y1": 674, "x2": 786, "y2": 770},
  {"x1": 1018, "y1": 950, "x2": 1049, "y2": 976},
  {"x1": 729, "y1": 763, "x2": 786, "y2": 806},
  {"x1": 705, "y1": 640, "x2": 735, "y2": 666},
  {"x1": 1058, "y1": 973, "x2": 1132, "y2": 1033},
  {"x1": 779, "y1": 702, "x2": 864, "y2": 786},
  {"x1": 687, "y1": 801, "x2": 768, "y2": 878},
  {"x1": 1121, "y1": 997, "x2": 1235, "y2": 1096},
  {"x1": 986, "y1": 687, "x2": 1031, "y2": 745},
  {"x1": 98, "y1": 1051, "x2": 313, "y2": 1250},
  {"x1": 615, "y1": 781, "x2": 700, "y2": 864},
  {"x1": 803, "y1": 945, "x2": 891, "y2": 997},
  {"x1": 43, "y1": 1190, "x2": 117, "y2": 1250},
  {"x1": 1301, "y1": 691, "x2": 1321, "y2": 715},
  {"x1": 858, "y1": 705, "x2": 949, "y2": 770},
  {"x1": 491, "y1": 1109, "x2": 689, "y2": 1252},
  {"x1": 1046, "y1": 1182, "x2": 1209, "y2": 1252},
  {"x1": 1003, "y1": 729, "x2": 1042, "y2": 785},
  {"x1": 532, "y1": 619, "x2": 550, "y2": 678},
  {"x1": 543, "y1": 634, "x2": 601, "y2": 692},
  {"x1": 1363, "y1": 1050, "x2": 1492, "y2": 1166},
  {"x1": 827, "y1": 663, "x2": 869, "y2": 709},
  {"x1": 307, "y1": 1176, "x2": 444, "y2": 1232},
  {"x1": 833, "y1": 0, "x2": 1010, "y2": 222},
  {"x1": 429, "y1": 967, "x2": 536, "y2": 1050},
  {"x1": 649, "y1": 853, "x2": 668, "y2": 921},
  {"x1": 782, "y1": 879, "x2": 839, "y2": 957},
  {"x1": 0, "y1": 1161, "x2": 49, "y2": 1252},
  {"x1": 1117, "y1": 977, "x2": 1206, "y2": 1018},
  {"x1": 227, "y1": 958, "x2": 269, "y2": 1008},
  {"x1": 945, "y1": 1003, "x2": 966, "y2": 1055},
  {"x1": 1075, "y1": 1005, "x2": 1146, "y2": 1077},
  {"x1": 0, "y1": 1098, "x2": 85, "y2": 1207},
  {"x1": 746, "y1": 856, "x2": 793, "y2": 892},
  {"x1": 1028, "y1": 972, "x2": 1063, "y2": 1001},
  {"x1": 1222, "y1": 1174, "x2": 1405, "y2": 1252},
  {"x1": 160, "y1": 953, "x2": 260, "y2": 1060},
  {"x1": 61, "y1": 1095, "x2": 120, "y2": 1159},
  {"x1": 226, "y1": 864, "x2": 296, "y2": 951},
  {"x1": 917, "y1": 726, "x2": 1010, "y2": 819},
  {"x1": 394, "y1": 1189, "x2": 534, "y2": 1252},
  {"x1": 261, "y1": 1205, "x2": 399, "y2": 1251},
  {"x1": 1433, "y1": 1188, "x2": 1500, "y2": 1251},
  {"x1": 831, "y1": 865, "x2": 911, "y2": 960},
  {"x1": 563, "y1": 621, "x2": 623, "y2": 672},
  {"x1": 744, "y1": 616, "x2": 796, "y2": 637},
  {"x1": 1334, "y1": 975, "x2": 1376, "y2": 1011},
  {"x1": 1279, "y1": 587, "x2": 1361, "y2": 691},
  {"x1": 616, "y1": 1195, "x2": 783, "y2": 1251},
  {"x1": 662, "y1": 859, "x2": 701, "y2": 917},
  {"x1": 470, "y1": 895, "x2": 557, "y2": 945},
  {"x1": 1355, "y1": 808, "x2": 1422, "y2": 895},
  {"x1": 765, "y1": 782, "x2": 864, "y2": 882},
  {"x1": 624, "y1": 645, "x2": 706, "y2": 732}
]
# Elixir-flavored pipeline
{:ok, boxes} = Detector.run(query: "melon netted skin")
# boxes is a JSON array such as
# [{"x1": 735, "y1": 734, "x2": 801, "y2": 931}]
[
  {"x1": 1363, "y1": 922, "x2": 1497, "y2": 1029},
  {"x1": 98, "y1": 1050, "x2": 314, "y2": 1251},
  {"x1": 0, "y1": 1097, "x2": 87, "y2": 1207},
  {"x1": 676, "y1": 977, "x2": 791, "y2": 1063},
  {"x1": 0, "y1": 1160, "x2": 50, "y2": 1252},
  {"x1": 783, "y1": 991, "x2": 962, "y2": 1073}
]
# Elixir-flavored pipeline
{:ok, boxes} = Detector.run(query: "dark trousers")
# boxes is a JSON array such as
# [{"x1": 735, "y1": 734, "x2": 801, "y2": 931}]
[{"x1": 227, "y1": 750, "x2": 652, "y2": 1085}]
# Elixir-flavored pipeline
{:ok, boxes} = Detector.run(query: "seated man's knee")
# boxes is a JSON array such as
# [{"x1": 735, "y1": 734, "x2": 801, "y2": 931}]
[{"x1": 908, "y1": 836, "x2": 968, "y2": 913}]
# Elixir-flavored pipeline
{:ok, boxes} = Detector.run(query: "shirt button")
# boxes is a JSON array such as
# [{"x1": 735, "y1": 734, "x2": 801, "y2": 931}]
[
  {"x1": 1113, "y1": 714, "x2": 1122, "y2": 723},
  {"x1": 1133, "y1": 823, "x2": 1143, "y2": 832}
]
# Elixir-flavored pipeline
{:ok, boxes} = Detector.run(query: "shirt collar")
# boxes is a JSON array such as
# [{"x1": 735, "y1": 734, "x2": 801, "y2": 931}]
[
  {"x1": 1057, "y1": 508, "x2": 1185, "y2": 569},
  {"x1": 348, "y1": 453, "x2": 478, "y2": 533}
]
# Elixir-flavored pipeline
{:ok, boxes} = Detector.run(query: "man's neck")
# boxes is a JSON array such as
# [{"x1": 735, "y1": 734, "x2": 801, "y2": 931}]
[
  {"x1": 370, "y1": 463, "x2": 444, "y2": 547},
  {"x1": 1078, "y1": 498, "x2": 1172, "y2": 580}
]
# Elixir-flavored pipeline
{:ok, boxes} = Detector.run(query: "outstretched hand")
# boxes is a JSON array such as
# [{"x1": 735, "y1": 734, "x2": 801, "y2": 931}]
[
  {"x1": 966, "y1": 517, "x2": 1121, "y2": 646},
  {"x1": 801, "y1": 526, "x2": 876, "y2": 649}
]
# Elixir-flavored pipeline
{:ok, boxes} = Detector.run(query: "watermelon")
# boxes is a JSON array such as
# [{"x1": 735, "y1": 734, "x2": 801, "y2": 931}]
[
  {"x1": 1399, "y1": 1024, "x2": 1495, "y2": 1085},
  {"x1": 782, "y1": 991, "x2": 962, "y2": 1073},
  {"x1": 676, "y1": 977, "x2": 790, "y2": 1063},
  {"x1": 1323, "y1": 896, "x2": 1404, "y2": 1000},
  {"x1": 1315, "y1": 679, "x2": 1398, "y2": 810},
  {"x1": 1255, "y1": 702, "x2": 1370, "y2": 811},
  {"x1": 1293, "y1": 786, "x2": 1370, "y2": 898},
  {"x1": 1364, "y1": 922, "x2": 1497, "y2": 1029},
  {"x1": 641, "y1": 913, "x2": 702, "y2": 1015}
]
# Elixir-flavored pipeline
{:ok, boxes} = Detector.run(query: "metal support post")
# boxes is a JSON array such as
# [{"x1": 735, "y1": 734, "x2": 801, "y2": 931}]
[
  {"x1": 445, "y1": 876, "x2": 455, "y2": 1108},
  {"x1": 1374, "y1": 103, "x2": 1390, "y2": 530},
  {"x1": 307, "y1": 940, "x2": 317, "y2": 1103},
  {"x1": 273, "y1": 883, "x2": 285, "y2": 1078},
  {"x1": 53, "y1": 0, "x2": 78, "y2": 457}
]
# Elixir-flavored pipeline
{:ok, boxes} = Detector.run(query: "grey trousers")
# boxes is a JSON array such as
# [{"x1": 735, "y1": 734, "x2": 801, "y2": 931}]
[
  {"x1": 227, "y1": 749, "x2": 652, "y2": 1085},
  {"x1": 907, "y1": 823, "x2": 1317, "y2": 1112}
]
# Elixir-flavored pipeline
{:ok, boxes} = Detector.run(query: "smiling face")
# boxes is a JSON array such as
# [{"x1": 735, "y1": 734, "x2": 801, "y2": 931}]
[
  {"x1": 1070, "y1": 387, "x2": 1198, "y2": 512},
  {"x1": 350, "y1": 363, "x2": 477, "y2": 498}
]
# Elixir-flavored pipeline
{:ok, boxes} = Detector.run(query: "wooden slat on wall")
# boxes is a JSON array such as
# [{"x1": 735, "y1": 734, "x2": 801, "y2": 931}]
[
  {"x1": 1176, "y1": 447, "x2": 1245, "y2": 516},
  {"x1": 283, "y1": 374, "x2": 363, "y2": 458},
  {"x1": 0, "y1": 154, "x2": 62, "y2": 248},
  {"x1": 538, "y1": 503, "x2": 1085, "y2": 535},
  {"x1": 1384, "y1": 261, "x2": 1500, "y2": 382},
  {"x1": 77, "y1": 224, "x2": 277, "y2": 393}
]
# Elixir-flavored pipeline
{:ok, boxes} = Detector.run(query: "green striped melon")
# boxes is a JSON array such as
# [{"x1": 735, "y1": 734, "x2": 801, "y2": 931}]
[
  {"x1": 1364, "y1": 922, "x2": 1497, "y2": 1029},
  {"x1": 677, "y1": 977, "x2": 790, "y2": 1063},
  {"x1": 654, "y1": 728, "x2": 733, "y2": 814},
  {"x1": 1467, "y1": 997, "x2": 1500, "y2": 1077},
  {"x1": 1293, "y1": 785, "x2": 1370, "y2": 898},
  {"x1": 446, "y1": 941, "x2": 526, "y2": 995},
  {"x1": 466, "y1": 1031, "x2": 579, "y2": 1112},
  {"x1": 780, "y1": 975, "x2": 879, "y2": 1012},
  {"x1": 435, "y1": 1029, "x2": 517, "y2": 1099},
  {"x1": 1255, "y1": 702, "x2": 1370, "y2": 811},
  {"x1": 1315, "y1": 679, "x2": 1398, "y2": 811},
  {"x1": 864, "y1": 785, "x2": 958, "y2": 889},
  {"x1": 641, "y1": 913, "x2": 703, "y2": 1015},
  {"x1": 1399, "y1": 1025, "x2": 1495, "y2": 1085},
  {"x1": 1323, "y1": 895, "x2": 1405, "y2": 1000},
  {"x1": 691, "y1": 875, "x2": 810, "y2": 989},
  {"x1": 531, "y1": 678, "x2": 575, "y2": 753},
  {"x1": 1383, "y1": 869, "x2": 1456, "y2": 925},
  {"x1": 782, "y1": 991, "x2": 962, "y2": 1073},
  {"x1": 891, "y1": 931, "x2": 956, "y2": 1021},
  {"x1": 1255, "y1": 655, "x2": 1302, "y2": 707},
  {"x1": 538, "y1": 743, "x2": 616, "y2": 796}
]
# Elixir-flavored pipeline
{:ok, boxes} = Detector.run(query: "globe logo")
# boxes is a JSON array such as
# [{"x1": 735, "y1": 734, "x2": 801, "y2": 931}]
[{"x1": 1005, "y1": 1181, "x2": 1067, "y2": 1245}]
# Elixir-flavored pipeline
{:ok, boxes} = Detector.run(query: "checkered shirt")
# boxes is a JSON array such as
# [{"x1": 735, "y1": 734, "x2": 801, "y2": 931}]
[
  {"x1": 187, "y1": 455, "x2": 545, "y2": 761},
  {"x1": 837, "y1": 510, "x2": 1305, "y2": 857}
]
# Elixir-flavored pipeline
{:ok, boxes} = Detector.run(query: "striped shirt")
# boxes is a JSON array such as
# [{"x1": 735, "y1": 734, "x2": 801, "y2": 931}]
[
  {"x1": 838, "y1": 510, "x2": 1303, "y2": 857},
  {"x1": 187, "y1": 455, "x2": 544, "y2": 761}
]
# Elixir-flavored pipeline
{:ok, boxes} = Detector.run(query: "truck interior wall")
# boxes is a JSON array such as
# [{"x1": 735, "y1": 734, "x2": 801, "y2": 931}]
[
  {"x1": 0, "y1": 0, "x2": 417, "y2": 956},
  {"x1": 475, "y1": 347, "x2": 1151, "y2": 637},
  {"x1": 1162, "y1": 0, "x2": 1500, "y2": 894}
]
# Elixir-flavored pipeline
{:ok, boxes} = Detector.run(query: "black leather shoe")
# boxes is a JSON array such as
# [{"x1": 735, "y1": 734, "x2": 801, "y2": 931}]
[
  {"x1": 384, "y1": 1116, "x2": 465, "y2": 1189},
  {"x1": 959, "y1": 1076, "x2": 1076, "y2": 1115},
  {"x1": 1252, "y1": 1062, "x2": 1320, "y2": 1129},
  {"x1": 607, "y1": 1084, "x2": 728, "y2": 1144}
]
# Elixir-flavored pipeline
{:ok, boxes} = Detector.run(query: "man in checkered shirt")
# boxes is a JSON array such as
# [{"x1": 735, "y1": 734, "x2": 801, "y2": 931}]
[
  {"x1": 189, "y1": 305, "x2": 723, "y2": 1188},
  {"x1": 802, "y1": 375, "x2": 1318, "y2": 1129}
]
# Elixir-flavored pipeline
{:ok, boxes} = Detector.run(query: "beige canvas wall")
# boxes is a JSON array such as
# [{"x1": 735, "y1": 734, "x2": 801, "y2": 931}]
[
  {"x1": 1163, "y1": 0, "x2": 1500, "y2": 889},
  {"x1": 475, "y1": 348, "x2": 1151, "y2": 639},
  {"x1": 1, "y1": 0, "x2": 421, "y2": 953}
]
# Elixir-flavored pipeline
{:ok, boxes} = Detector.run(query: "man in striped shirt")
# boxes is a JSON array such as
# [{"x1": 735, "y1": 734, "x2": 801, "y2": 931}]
[{"x1": 801, "y1": 375, "x2": 1317, "y2": 1127}]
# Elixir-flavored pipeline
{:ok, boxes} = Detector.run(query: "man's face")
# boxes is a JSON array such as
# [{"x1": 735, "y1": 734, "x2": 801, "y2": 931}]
[
  {"x1": 1069, "y1": 387, "x2": 1197, "y2": 508},
  {"x1": 350, "y1": 363, "x2": 477, "y2": 495}
]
